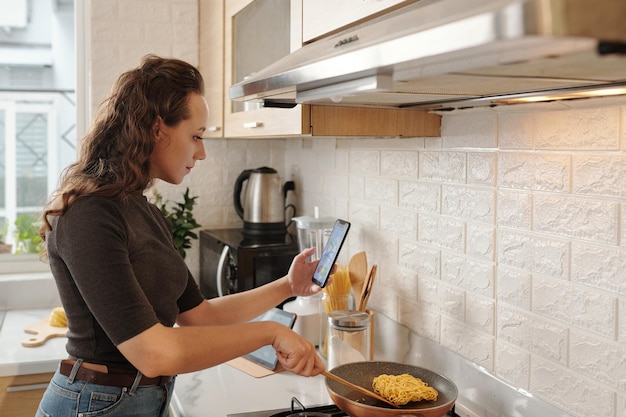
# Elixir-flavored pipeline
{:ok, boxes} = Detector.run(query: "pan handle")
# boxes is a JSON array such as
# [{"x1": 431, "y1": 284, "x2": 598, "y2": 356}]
[{"x1": 322, "y1": 371, "x2": 399, "y2": 408}]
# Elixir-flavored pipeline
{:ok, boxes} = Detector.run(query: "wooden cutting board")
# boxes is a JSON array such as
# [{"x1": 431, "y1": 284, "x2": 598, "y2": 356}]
[{"x1": 22, "y1": 318, "x2": 68, "y2": 347}]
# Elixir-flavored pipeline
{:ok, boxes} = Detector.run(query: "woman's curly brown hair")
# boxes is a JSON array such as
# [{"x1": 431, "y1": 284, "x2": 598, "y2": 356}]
[{"x1": 40, "y1": 55, "x2": 204, "y2": 239}]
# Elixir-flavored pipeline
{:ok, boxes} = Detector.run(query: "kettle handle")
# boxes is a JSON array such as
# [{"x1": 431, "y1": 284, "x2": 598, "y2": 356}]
[{"x1": 233, "y1": 169, "x2": 252, "y2": 219}]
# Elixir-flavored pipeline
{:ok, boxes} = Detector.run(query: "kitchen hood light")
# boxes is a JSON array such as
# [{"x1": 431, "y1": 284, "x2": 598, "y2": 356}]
[
  {"x1": 295, "y1": 74, "x2": 392, "y2": 104},
  {"x1": 492, "y1": 84, "x2": 626, "y2": 104}
]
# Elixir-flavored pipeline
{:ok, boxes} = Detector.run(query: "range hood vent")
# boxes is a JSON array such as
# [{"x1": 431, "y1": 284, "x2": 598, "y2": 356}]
[{"x1": 230, "y1": 0, "x2": 626, "y2": 110}]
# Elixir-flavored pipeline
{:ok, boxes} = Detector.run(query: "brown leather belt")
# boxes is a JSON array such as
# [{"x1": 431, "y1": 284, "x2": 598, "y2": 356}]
[{"x1": 60, "y1": 359, "x2": 173, "y2": 387}]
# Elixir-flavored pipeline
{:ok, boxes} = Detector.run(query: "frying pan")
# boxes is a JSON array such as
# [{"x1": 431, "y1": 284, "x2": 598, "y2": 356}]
[{"x1": 325, "y1": 361, "x2": 457, "y2": 417}]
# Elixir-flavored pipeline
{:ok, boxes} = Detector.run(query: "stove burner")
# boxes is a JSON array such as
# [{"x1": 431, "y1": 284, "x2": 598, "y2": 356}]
[
  {"x1": 268, "y1": 398, "x2": 347, "y2": 417},
  {"x1": 265, "y1": 398, "x2": 459, "y2": 417}
]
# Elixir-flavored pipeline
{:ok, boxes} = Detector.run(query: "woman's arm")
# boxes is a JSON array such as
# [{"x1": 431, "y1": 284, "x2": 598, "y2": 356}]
[
  {"x1": 177, "y1": 247, "x2": 320, "y2": 326},
  {"x1": 117, "y1": 318, "x2": 323, "y2": 377},
  {"x1": 118, "y1": 247, "x2": 326, "y2": 377}
]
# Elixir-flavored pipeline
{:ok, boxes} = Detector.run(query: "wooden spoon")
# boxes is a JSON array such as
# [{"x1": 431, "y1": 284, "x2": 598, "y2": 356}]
[
  {"x1": 322, "y1": 370, "x2": 399, "y2": 408},
  {"x1": 358, "y1": 264, "x2": 377, "y2": 311},
  {"x1": 348, "y1": 252, "x2": 367, "y2": 303}
]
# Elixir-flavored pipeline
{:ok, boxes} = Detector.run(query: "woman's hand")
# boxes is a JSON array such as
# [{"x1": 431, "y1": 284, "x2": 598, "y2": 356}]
[
  {"x1": 286, "y1": 247, "x2": 323, "y2": 297},
  {"x1": 273, "y1": 327, "x2": 325, "y2": 376}
]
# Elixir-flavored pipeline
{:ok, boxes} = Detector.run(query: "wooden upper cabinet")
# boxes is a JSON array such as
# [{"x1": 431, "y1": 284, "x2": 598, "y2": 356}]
[
  {"x1": 199, "y1": 0, "x2": 224, "y2": 138},
  {"x1": 202, "y1": 0, "x2": 440, "y2": 138},
  {"x1": 302, "y1": 0, "x2": 413, "y2": 42}
]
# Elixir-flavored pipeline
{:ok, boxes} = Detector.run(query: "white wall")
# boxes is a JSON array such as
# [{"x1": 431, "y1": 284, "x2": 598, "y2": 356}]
[{"x1": 87, "y1": 1, "x2": 626, "y2": 416}]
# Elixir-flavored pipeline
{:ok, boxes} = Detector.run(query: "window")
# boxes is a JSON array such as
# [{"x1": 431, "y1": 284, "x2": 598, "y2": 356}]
[{"x1": 0, "y1": 0, "x2": 76, "y2": 271}]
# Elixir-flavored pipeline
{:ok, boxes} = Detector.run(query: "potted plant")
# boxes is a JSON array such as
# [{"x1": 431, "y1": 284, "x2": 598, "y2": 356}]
[
  {"x1": 0, "y1": 221, "x2": 12, "y2": 254},
  {"x1": 14, "y1": 213, "x2": 44, "y2": 254},
  {"x1": 152, "y1": 187, "x2": 201, "y2": 259}
]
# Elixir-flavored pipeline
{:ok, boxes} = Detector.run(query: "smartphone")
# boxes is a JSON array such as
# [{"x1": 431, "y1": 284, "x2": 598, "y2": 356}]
[{"x1": 312, "y1": 219, "x2": 351, "y2": 288}]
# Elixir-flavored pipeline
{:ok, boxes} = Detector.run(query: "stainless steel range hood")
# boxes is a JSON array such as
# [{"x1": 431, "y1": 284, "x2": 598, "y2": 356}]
[{"x1": 229, "y1": 0, "x2": 626, "y2": 110}]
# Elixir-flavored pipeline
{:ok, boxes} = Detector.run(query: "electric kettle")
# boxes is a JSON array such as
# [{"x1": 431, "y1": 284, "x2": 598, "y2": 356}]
[{"x1": 234, "y1": 167, "x2": 295, "y2": 236}]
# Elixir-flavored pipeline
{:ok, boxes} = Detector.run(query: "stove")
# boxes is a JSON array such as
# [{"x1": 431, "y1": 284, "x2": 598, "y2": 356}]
[{"x1": 226, "y1": 397, "x2": 460, "y2": 417}]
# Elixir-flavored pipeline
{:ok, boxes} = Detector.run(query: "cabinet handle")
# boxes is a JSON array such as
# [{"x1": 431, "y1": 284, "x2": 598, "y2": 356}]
[
  {"x1": 7, "y1": 382, "x2": 49, "y2": 392},
  {"x1": 243, "y1": 122, "x2": 263, "y2": 129},
  {"x1": 207, "y1": 126, "x2": 221, "y2": 132}
]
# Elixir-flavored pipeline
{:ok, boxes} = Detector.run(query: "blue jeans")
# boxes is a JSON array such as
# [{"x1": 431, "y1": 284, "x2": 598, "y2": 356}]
[{"x1": 35, "y1": 361, "x2": 175, "y2": 417}]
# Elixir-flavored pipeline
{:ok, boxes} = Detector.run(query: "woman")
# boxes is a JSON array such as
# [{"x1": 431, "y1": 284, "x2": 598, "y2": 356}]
[{"x1": 36, "y1": 55, "x2": 325, "y2": 417}]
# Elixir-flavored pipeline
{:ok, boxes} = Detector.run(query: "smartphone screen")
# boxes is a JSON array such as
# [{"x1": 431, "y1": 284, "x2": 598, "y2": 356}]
[{"x1": 312, "y1": 219, "x2": 350, "y2": 288}]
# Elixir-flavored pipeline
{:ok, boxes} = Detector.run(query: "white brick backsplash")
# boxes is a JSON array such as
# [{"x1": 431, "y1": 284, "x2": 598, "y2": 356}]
[
  {"x1": 533, "y1": 275, "x2": 616, "y2": 338},
  {"x1": 498, "y1": 152, "x2": 570, "y2": 192},
  {"x1": 620, "y1": 298, "x2": 626, "y2": 344},
  {"x1": 380, "y1": 207, "x2": 418, "y2": 239},
  {"x1": 498, "y1": 229, "x2": 569, "y2": 278},
  {"x1": 439, "y1": 281, "x2": 465, "y2": 322},
  {"x1": 467, "y1": 151, "x2": 497, "y2": 186},
  {"x1": 571, "y1": 242, "x2": 626, "y2": 296},
  {"x1": 399, "y1": 301, "x2": 440, "y2": 342},
  {"x1": 497, "y1": 305, "x2": 568, "y2": 364},
  {"x1": 535, "y1": 107, "x2": 621, "y2": 150},
  {"x1": 323, "y1": 174, "x2": 349, "y2": 197},
  {"x1": 531, "y1": 357, "x2": 614, "y2": 417},
  {"x1": 348, "y1": 176, "x2": 364, "y2": 200},
  {"x1": 441, "y1": 316, "x2": 494, "y2": 370},
  {"x1": 364, "y1": 177, "x2": 398, "y2": 204},
  {"x1": 398, "y1": 240, "x2": 440, "y2": 278},
  {"x1": 144, "y1": 22, "x2": 174, "y2": 44},
  {"x1": 618, "y1": 393, "x2": 626, "y2": 417},
  {"x1": 118, "y1": 1, "x2": 171, "y2": 22},
  {"x1": 398, "y1": 180, "x2": 440, "y2": 213},
  {"x1": 499, "y1": 111, "x2": 534, "y2": 150},
  {"x1": 466, "y1": 222, "x2": 495, "y2": 260},
  {"x1": 466, "y1": 293, "x2": 495, "y2": 334},
  {"x1": 573, "y1": 154, "x2": 626, "y2": 198},
  {"x1": 441, "y1": 111, "x2": 497, "y2": 149},
  {"x1": 348, "y1": 201, "x2": 379, "y2": 229},
  {"x1": 497, "y1": 265, "x2": 531, "y2": 310},
  {"x1": 419, "y1": 151, "x2": 466, "y2": 183},
  {"x1": 533, "y1": 194, "x2": 618, "y2": 244},
  {"x1": 418, "y1": 213, "x2": 465, "y2": 252},
  {"x1": 350, "y1": 150, "x2": 379, "y2": 175},
  {"x1": 441, "y1": 252, "x2": 494, "y2": 297},
  {"x1": 441, "y1": 185, "x2": 495, "y2": 223},
  {"x1": 417, "y1": 276, "x2": 440, "y2": 310},
  {"x1": 494, "y1": 340, "x2": 530, "y2": 389},
  {"x1": 380, "y1": 150, "x2": 418, "y2": 178},
  {"x1": 496, "y1": 189, "x2": 532, "y2": 229},
  {"x1": 570, "y1": 331, "x2": 626, "y2": 391}
]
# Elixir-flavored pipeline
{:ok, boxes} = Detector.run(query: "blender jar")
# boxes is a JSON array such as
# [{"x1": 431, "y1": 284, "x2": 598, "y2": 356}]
[{"x1": 292, "y1": 209, "x2": 336, "y2": 261}]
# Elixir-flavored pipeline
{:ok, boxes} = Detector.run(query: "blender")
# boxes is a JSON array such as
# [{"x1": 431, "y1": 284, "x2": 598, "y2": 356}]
[
  {"x1": 292, "y1": 207, "x2": 336, "y2": 261},
  {"x1": 283, "y1": 208, "x2": 336, "y2": 346}
]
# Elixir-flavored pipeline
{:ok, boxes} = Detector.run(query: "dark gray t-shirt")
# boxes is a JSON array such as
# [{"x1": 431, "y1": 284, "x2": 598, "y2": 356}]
[{"x1": 47, "y1": 192, "x2": 204, "y2": 369}]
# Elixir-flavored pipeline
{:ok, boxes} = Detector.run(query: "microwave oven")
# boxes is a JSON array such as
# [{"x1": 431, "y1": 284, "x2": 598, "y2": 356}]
[{"x1": 199, "y1": 228, "x2": 300, "y2": 299}]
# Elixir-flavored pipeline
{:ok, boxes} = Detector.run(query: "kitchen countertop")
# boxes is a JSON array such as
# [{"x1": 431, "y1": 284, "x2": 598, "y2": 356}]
[
  {"x1": 0, "y1": 308, "x2": 67, "y2": 377},
  {"x1": 174, "y1": 363, "x2": 331, "y2": 416}
]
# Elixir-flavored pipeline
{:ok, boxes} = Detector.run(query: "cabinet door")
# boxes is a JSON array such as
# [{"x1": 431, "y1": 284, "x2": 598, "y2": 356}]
[
  {"x1": 0, "y1": 372, "x2": 52, "y2": 417},
  {"x1": 303, "y1": 0, "x2": 411, "y2": 42},
  {"x1": 224, "y1": 0, "x2": 309, "y2": 138},
  {"x1": 199, "y1": 0, "x2": 223, "y2": 138}
]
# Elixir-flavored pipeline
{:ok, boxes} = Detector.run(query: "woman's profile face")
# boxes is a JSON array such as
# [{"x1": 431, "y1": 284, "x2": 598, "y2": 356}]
[{"x1": 149, "y1": 93, "x2": 208, "y2": 184}]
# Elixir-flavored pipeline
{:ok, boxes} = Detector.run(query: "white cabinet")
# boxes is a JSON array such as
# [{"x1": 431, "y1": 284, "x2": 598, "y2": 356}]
[
  {"x1": 302, "y1": 0, "x2": 412, "y2": 42},
  {"x1": 199, "y1": 0, "x2": 224, "y2": 138},
  {"x1": 223, "y1": 0, "x2": 307, "y2": 138}
]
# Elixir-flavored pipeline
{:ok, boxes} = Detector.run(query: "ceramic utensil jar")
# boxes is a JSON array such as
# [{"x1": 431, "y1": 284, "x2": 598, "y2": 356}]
[{"x1": 327, "y1": 310, "x2": 371, "y2": 370}]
